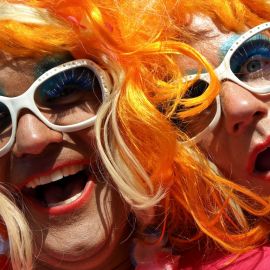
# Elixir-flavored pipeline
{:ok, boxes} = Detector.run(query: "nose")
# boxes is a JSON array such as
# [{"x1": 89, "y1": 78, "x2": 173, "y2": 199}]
[
  {"x1": 221, "y1": 81, "x2": 268, "y2": 135},
  {"x1": 12, "y1": 112, "x2": 63, "y2": 157}
]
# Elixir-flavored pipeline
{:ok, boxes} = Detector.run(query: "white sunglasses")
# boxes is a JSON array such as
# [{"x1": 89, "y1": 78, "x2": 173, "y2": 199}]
[
  {"x1": 0, "y1": 59, "x2": 111, "y2": 157},
  {"x1": 182, "y1": 21, "x2": 270, "y2": 143}
]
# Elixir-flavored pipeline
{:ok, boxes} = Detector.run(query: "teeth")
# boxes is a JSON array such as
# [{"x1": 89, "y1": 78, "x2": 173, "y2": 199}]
[
  {"x1": 70, "y1": 165, "x2": 83, "y2": 175},
  {"x1": 25, "y1": 164, "x2": 85, "y2": 189},
  {"x1": 47, "y1": 192, "x2": 83, "y2": 207},
  {"x1": 63, "y1": 167, "x2": 70, "y2": 177},
  {"x1": 51, "y1": 170, "x2": 63, "y2": 182}
]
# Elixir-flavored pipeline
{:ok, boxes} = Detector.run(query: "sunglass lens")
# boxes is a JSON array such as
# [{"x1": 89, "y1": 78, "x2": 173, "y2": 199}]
[
  {"x1": 230, "y1": 29, "x2": 270, "y2": 91},
  {"x1": 174, "y1": 80, "x2": 218, "y2": 138},
  {"x1": 184, "y1": 79, "x2": 209, "y2": 98},
  {"x1": 0, "y1": 102, "x2": 12, "y2": 149},
  {"x1": 34, "y1": 67, "x2": 103, "y2": 126}
]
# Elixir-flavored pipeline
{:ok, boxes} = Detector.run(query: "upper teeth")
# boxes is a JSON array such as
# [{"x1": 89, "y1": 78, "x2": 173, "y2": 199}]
[{"x1": 25, "y1": 164, "x2": 85, "y2": 189}]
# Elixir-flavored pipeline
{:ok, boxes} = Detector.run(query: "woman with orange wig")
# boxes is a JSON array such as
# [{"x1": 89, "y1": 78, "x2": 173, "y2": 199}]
[
  {"x1": 173, "y1": 0, "x2": 270, "y2": 268},
  {"x1": 1, "y1": 0, "x2": 270, "y2": 269}
]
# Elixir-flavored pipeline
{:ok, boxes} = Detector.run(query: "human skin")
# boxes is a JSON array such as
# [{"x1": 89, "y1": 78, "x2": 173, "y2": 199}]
[
  {"x1": 183, "y1": 17, "x2": 270, "y2": 196},
  {"x1": 0, "y1": 53, "x2": 132, "y2": 270}
]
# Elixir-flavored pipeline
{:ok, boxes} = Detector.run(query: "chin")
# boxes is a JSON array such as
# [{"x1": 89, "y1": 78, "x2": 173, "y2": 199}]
[
  {"x1": 26, "y1": 183, "x2": 130, "y2": 270},
  {"x1": 36, "y1": 227, "x2": 127, "y2": 270}
]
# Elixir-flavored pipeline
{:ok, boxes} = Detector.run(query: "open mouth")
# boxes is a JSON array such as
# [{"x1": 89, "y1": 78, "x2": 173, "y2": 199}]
[
  {"x1": 254, "y1": 147, "x2": 270, "y2": 173},
  {"x1": 22, "y1": 164, "x2": 91, "y2": 208}
]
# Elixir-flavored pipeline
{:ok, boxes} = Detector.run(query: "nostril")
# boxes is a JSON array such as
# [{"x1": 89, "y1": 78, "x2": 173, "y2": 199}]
[
  {"x1": 253, "y1": 111, "x2": 263, "y2": 118},
  {"x1": 232, "y1": 110, "x2": 264, "y2": 134},
  {"x1": 233, "y1": 122, "x2": 241, "y2": 133}
]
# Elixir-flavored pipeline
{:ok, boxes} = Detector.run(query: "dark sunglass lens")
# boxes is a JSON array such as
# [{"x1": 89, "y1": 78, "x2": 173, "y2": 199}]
[
  {"x1": 34, "y1": 66, "x2": 103, "y2": 126},
  {"x1": 173, "y1": 79, "x2": 217, "y2": 138},
  {"x1": 184, "y1": 79, "x2": 209, "y2": 98},
  {"x1": 0, "y1": 102, "x2": 12, "y2": 149}
]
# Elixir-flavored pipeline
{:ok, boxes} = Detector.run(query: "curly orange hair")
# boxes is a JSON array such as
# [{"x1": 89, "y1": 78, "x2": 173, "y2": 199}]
[{"x1": 2, "y1": 0, "x2": 270, "y2": 255}]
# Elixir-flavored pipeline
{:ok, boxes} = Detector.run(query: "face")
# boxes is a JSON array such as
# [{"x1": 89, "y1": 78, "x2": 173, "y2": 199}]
[
  {"x1": 0, "y1": 53, "x2": 131, "y2": 270},
  {"x1": 183, "y1": 17, "x2": 270, "y2": 196}
]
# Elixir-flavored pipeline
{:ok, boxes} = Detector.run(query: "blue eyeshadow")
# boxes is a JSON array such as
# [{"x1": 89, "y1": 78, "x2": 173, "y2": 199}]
[
  {"x1": 185, "y1": 68, "x2": 207, "y2": 76},
  {"x1": 34, "y1": 53, "x2": 74, "y2": 78},
  {"x1": 218, "y1": 34, "x2": 240, "y2": 61},
  {"x1": 186, "y1": 69, "x2": 199, "y2": 75}
]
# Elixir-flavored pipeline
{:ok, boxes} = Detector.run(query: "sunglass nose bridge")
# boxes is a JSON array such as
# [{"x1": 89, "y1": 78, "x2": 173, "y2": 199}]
[
  {"x1": 10, "y1": 89, "x2": 35, "y2": 113},
  {"x1": 215, "y1": 64, "x2": 227, "y2": 80}
]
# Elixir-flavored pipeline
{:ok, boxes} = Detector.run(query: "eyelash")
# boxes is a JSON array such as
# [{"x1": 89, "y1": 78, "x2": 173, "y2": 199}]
[
  {"x1": 40, "y1": 68, "x2": 94, "y2": 100},
  {"x1": 230, "y1": 37, "x2": 270, "y2": 73}
]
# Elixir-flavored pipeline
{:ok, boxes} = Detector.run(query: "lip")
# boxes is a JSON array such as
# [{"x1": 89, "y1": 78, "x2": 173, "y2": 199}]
[
  {"x1": 247, "y1": 136, "x2": 270, "y2": 180},
  {"x1": 20, "y1": 159, "x2": 95, "y2": 216},
  {"x1": 24, "y1": 179, "x2": 95, "y2": 216}
]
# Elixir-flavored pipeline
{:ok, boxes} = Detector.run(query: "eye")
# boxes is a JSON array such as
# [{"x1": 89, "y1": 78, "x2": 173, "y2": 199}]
[
  {"x1": 246, "y1": 58, "x2": 262, "y2": 73},
  {"x1": 35, "y1": 67, "x2": 102, "y2": 108},
  {"x1": 238, "y1": 55, "x2": 270, "y2": 77},
  {"x1": 230, "y1": 36, "x2": 270, "y2": 81},
  {"x1": 34, "y1": 66, "x2": 104, "y2": 126}
]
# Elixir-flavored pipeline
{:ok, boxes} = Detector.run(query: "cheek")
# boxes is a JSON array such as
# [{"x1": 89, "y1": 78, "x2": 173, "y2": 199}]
[
  {"x1": 69, "y1": 128, "x2": 98, "y2": 157},
  {"x1": 198, "y1": 124, "x2": 231, "y2": 170},
  {"x1": 72, "y1": 128, "x2": 95, "y2": 144},
  {"x1": 198, "y1": 125, "x2": 248, "y2": 180}
]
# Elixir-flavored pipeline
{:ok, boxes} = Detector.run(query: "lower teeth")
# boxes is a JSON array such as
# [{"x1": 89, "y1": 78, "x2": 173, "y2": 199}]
[{"x1": 47, "y1": 191, "x2": 83, "y2": 208}]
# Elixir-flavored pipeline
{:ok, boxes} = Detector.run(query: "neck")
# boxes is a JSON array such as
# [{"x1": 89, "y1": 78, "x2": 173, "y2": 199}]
[
  {"x1": 111, "y1": 257, "x2": 133, "y2": 270},
  {"x1": 103, "y1": 236, "x2": 134, "y2": 270}
]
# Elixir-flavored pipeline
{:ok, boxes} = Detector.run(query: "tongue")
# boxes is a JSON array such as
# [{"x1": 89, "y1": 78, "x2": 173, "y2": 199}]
[
  {"x1": 42, "y1": 173, "x2": 87, "y2": 206},
  {"x1": 255, "y1": 148, "x2": 270, "y2": 172}
]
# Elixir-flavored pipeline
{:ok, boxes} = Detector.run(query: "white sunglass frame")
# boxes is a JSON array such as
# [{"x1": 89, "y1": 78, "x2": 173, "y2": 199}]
[
  {"x1": 0, "y1": 59, "x2": 111, "y2": 157},
  {"x1": 183, "y1": 21, "x2": 270, "y2": 144}
]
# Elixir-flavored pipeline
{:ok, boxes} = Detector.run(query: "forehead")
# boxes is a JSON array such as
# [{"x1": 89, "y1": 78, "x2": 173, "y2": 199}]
[
  {"x1": 0, "y1": 53, "x2": 73, "y2": 97},
  {"x1": 0, "y1": 53, "x2": 37, "y2": 96},
  {"x1": 192, "y1": 16, "x2": 237, "y2": 57},
  {"x1": 178, "y1": 16, "x2": 240, "y2": 71}
]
